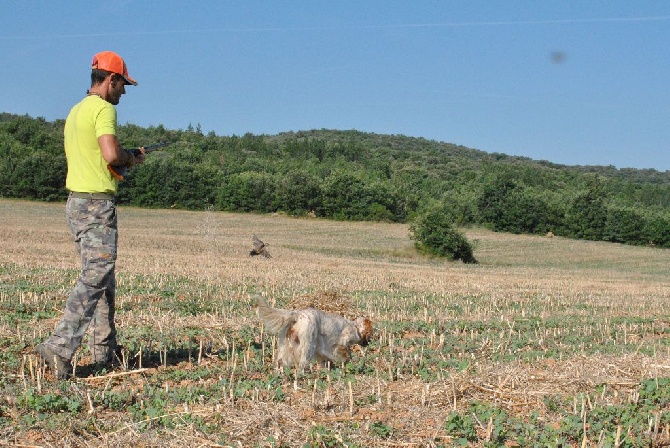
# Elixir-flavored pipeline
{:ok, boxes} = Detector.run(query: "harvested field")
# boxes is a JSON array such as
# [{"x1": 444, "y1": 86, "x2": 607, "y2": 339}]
[{"x1": 0, "y1": 199, "x2": 669, "y2": 447}]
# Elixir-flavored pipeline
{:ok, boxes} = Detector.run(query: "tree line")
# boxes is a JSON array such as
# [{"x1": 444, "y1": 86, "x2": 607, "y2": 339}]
[{"x1": 1, "y1": 112, "x2": 669, "y2": 249}]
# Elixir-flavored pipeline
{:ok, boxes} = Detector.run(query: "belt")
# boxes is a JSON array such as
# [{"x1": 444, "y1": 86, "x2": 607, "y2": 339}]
[{"x1": 69, "y1": 191, "x2": 115, "y2": 200}]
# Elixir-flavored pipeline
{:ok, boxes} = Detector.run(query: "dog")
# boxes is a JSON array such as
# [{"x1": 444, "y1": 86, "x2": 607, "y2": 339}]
[{"x1": 256, "y1": 296, "x2": 372, "y2": 370}]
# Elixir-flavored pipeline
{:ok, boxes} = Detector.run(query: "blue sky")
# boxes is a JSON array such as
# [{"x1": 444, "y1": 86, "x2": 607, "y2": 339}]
[{"x1": 2, "y1": 1, "x2": 669, "y2": 170}]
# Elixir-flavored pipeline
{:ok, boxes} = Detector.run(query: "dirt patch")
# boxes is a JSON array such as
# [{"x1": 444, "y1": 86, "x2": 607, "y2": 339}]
[{"x1": 287, "y1": 290, "x2": 361, "y2": 319}]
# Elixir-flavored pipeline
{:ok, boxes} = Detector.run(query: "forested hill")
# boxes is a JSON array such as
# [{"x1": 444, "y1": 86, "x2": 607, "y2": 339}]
[
  {"x1": 1, "y1": 112, "x2": 669, "y2": 247},
  {"x1": 269, "y1": 129, "x2": 670, "y2": 183}
]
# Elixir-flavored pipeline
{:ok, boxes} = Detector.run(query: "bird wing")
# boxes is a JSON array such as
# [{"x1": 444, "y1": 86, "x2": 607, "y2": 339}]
[{"x1": 252, "y1": 235, "x2": 265, "y2": 251}]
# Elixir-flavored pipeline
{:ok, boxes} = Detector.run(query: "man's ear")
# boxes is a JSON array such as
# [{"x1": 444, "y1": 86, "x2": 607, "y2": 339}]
[{"x1": 106, "y1": 73, "x2": 118, "y2": 88}]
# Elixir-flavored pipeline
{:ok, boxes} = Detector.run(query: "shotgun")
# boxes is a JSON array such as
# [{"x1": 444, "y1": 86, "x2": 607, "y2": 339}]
[{"x1": 107, "y1": 141, "x2": 172, "y2": 181}]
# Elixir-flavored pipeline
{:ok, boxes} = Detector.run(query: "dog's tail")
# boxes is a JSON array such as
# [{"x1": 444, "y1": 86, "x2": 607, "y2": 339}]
[{"x1": 255, "y1": 295, "x2": 295, "y2": 335}]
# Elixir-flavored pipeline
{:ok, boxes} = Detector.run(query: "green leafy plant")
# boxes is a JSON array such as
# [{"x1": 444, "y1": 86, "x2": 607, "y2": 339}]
[
  {"x1": 21, "y1": 391, "x2": 81, "y2": 414},
  {"x1": 444, "y1": 412, "x2": 477, "y2": 443},
  {"x1": 369, "y1": 421, "x2": 392, "y2": 438},
  {"x1": 409, "y1": 203, "x2": 478, "y2": 263}
]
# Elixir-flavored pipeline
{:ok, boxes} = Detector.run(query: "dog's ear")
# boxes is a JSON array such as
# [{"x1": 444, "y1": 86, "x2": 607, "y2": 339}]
[{"x1": 356, "y1": 318, "x2": 373, "y2": 346}]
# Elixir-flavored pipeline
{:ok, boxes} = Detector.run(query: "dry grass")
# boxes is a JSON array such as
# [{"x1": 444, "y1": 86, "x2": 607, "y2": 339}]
[{"x1": 0, "y1": 199, "x2": 669, "y2": 447}]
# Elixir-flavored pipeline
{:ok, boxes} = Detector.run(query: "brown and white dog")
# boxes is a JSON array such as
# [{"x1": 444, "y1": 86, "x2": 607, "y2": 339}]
[{"x1": 256, "y1": 297, "x2": 372, "y2": 370}]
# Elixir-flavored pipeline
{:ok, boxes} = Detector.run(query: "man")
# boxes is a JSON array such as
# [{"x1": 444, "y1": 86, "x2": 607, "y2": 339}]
[{"x1": 35, "y1": 51, "x2": 144, "y2": 379}]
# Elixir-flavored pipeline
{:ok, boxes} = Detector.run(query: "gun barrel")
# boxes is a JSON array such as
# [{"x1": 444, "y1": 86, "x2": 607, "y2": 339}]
[
  {"x1": 128, "y1": 141, "x2": 171, "y2": 155},
  {"x1": 144, "y1": 141, "x2": 171, "y2": 152}
]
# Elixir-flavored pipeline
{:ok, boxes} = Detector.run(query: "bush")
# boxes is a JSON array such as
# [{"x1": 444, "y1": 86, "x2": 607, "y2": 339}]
[
  {"x1": 409, "y1": 204, "x2": 478, "y2": 263},
  {"x1": 275, "y1": 169, "x2": 322, "y2": 216},
  {"x1": 642, "y1": 212, "x2": 670, "y2": 247},
  {"x1": 319, "y1": 170, "x2": 400, "y2": 222},
  {"x1": 217, "y1": 171, "x2": 278, "y2": 213},
  {"x1": 566, "y1": 177, "x2": 608, "y2": 241},
  {"x1": 477, "y1": 175, "x2": 554, "y2": 234},
  {"x1": 604, "y1": 206, "x2": 643, "y2": 244}
]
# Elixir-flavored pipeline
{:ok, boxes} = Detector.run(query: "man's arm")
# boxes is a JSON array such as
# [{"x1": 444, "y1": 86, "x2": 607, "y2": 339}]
[{"x1": 98, "y1": 134, "x2": 144, "y2": 166}]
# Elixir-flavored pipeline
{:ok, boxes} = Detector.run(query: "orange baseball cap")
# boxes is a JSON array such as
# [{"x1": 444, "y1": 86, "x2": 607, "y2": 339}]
[{"x1": 91, "y1": 51, "x2": 138, "y2": 86}]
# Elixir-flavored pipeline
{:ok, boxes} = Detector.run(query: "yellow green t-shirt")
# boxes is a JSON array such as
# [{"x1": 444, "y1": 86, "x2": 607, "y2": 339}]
[{"x1": 64, "y1": 95, "x2": 118, "y2": 194}]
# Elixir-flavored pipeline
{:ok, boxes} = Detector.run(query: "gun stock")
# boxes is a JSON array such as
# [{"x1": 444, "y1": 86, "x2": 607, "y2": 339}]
[{"x1": 107, "y1": 141, "x2": 172, "y2": 181}]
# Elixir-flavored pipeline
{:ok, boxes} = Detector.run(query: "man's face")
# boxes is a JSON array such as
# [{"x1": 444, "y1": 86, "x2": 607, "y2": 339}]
[{"x1": 107, "y1": 75, "x2": 126, "y2": 105}]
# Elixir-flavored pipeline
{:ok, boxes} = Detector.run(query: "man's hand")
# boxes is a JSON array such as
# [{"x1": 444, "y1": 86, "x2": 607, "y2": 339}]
[
  {"x1": 126, "y1": 147, "x2": 146, "y2": 167},
  {"x1": 106, "y1": 141, "x2": 170, "y2": 182}
]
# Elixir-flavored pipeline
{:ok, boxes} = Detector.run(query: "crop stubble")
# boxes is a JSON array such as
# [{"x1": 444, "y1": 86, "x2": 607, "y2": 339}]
[{"x1": 0, "y1": 199, "x2": 669, "y2": 447}]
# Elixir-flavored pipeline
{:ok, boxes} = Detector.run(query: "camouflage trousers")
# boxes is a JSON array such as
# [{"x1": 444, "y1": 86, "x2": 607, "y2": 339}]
[{"x1": 42, "y1": 196, "x2": 118, "y2": 363}]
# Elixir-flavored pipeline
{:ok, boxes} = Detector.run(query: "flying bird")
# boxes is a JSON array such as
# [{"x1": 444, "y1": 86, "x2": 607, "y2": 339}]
[{"x1": 250, "y1": 235, "x2": 271, "y2": 258}]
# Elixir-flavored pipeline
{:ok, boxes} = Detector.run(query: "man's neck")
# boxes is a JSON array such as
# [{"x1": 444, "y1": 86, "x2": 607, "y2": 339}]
[{"x1": 87, "y1": 84, "x2": 107, "y2": 101}]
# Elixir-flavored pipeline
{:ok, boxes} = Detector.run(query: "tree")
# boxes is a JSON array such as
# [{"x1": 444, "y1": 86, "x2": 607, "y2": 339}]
[
  {"x1": 10, "y1": 150, "x2": 65, "y2": 200},
  {"x1": 319, "y1": 170, "x2": 398, "y2": 221},
  {"x1": 275, "y1": 170, "x2": 322, "y2": 216},
  {"x1": 2, "y1": 114, "x2": 670, "y2": 251},
  {"x1": 477, "y1": 175, "x2": 552, "y2": 234},
  {"x1": 120, "y1": 155, "x2": 219, "y2": 209},
  {"x1": 566, "y1": 176, "x2": 608, "y2": 240},
  {"x1": 643, "y1": 213, "x2": 670, "y2": 247},
  {"x1": 477, "y1": 174, "x2": 518, "y2": 228},
  {"x1": 604, "y1": 206, "x2": 643, "y2": 245},
  {"x1": 409, "y1": 203, "x2": 478, "y2": 263},
  {"x1": 217, "y1": 171, "x2": 277, "y2": 213}
]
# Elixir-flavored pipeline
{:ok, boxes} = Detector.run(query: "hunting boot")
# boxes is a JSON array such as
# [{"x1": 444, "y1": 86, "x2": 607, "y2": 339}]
[
  {"x1": 35, "y1": 343, "x2": 72, "y2": 380},
  {"x1": 90, "y1": 344, "x2": 125, "y2": 372}
]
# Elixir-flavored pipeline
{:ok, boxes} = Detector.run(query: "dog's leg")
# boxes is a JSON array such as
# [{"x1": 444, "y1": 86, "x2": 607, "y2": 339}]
[
  {"x1": 318, "y1": 344, "x2": 350, "y2": 366},
  {"x1": 296, "y1": 343, "x2": 315, "y2": 370},
  {"x1": 334, "y1": 345, "x2": 351, "y2": 363},
  {"x1": 294, "y1": 321, "x2": 318, "y2": 370},
  {"x1": 276, "y1": 337, "x2": 292, "y2": 369},
  {"x1": 280, "y1": 322, "x2": 303, "y2": 368}
]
